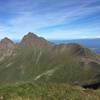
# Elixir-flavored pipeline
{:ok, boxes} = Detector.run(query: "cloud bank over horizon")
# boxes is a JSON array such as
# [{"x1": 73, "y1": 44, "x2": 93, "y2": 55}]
[{"x1": 0, "y1": 0, "x2": 100, "y2": 40}]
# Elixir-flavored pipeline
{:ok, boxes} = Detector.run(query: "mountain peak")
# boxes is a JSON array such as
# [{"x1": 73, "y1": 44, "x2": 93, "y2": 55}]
[
  {"x1": 0, "y1": 37, "x2": 13, "y2": 44},
  {"x1": 24, "y1": 32, "x2": 39, "y2": 39},
  {"x1": 27, "y1": 32, "x2": 38, "y2": 37},
  {"x1": 20, "y1": 32, "x2": 48, "y2": 47},
  {"x1": 22, "y1": 32, "x2": 38, "y2": 41},
  {"x1": 0, "y1": 37, "x2": 14, "y2": 59}
]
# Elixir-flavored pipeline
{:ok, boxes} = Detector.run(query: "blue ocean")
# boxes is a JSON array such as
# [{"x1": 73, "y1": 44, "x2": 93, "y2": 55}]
[{"x1": 50, "y1": 39, "x2": 100, "y2": 54}]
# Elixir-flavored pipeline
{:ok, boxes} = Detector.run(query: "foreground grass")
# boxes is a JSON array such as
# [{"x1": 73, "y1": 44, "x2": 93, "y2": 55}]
[{"x1": 0, "y1": 83, "x2": 100, "y2": 100}]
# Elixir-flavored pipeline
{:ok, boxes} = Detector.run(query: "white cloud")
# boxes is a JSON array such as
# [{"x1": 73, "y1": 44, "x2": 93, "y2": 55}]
[{"x1": 0, "y1": 0, "x2": 100, "y2": 40}]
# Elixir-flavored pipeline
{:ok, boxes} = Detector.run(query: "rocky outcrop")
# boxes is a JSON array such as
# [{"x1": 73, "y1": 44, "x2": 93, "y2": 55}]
[
  {"x1": 0, "y1": 37, "x2": 15, "y2": 61},
  {"x1": 20, "y1": 32, "x2": 51, "y2": 48}
]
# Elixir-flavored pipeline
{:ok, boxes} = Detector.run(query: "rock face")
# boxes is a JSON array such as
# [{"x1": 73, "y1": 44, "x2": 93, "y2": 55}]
[
  {"x1": 20, "y1": 32, "x2": 50, "y2": 48},
  {"x1": 0, "y1": 37, "x2": 14, "y2": 61},
  {"x1": 0, "y1": 32, "x2": 100, "y2": 86}
]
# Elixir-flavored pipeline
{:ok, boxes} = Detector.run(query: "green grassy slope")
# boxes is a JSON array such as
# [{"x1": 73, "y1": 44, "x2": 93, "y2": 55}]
[
  {"x1": 0, "y1": 33, "x2": 100, "y2": 99},
  {"x1": 0, "y1": 82, "x2": 100, "y2": 100},
  {"x1": 0, "y1": 33, "x2": 100, "y2": 86},
  {"x1": 0, "y1": 45, "x2": 99, "y2": 85}
]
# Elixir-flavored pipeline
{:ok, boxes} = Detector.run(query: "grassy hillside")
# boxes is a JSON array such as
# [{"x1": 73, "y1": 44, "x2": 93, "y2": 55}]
[
  {"x1": 0, "y1": 33, "x2": 100, "y2": 99},
  {"x1": 0, "y1": 46, "x2": 98, "y2": 85},
  {"x1": 0, "y1": 82, "x2": 100, "y2": 100},
  {"x1": 0, "y1": 33, "x2": 100, "y2": 89}
]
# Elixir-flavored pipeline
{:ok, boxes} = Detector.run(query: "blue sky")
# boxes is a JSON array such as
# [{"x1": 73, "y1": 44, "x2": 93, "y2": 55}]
[{"x1": 0, "y1": 0, "x2": 100, "y2": 40}]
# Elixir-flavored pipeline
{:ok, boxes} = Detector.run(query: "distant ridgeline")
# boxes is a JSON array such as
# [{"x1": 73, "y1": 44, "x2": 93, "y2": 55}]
[
  {"x1": 13, "y1": 38, "x2": 100, "y2": 53},
  {"x1": 50, "y1": 39, "x2": 100, "y2": 54},
  {"x1": 0, "y1": 32, "x2": 100, "y2": 88}
]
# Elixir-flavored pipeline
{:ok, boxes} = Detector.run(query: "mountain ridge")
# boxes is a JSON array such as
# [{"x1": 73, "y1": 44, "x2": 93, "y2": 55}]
[{"x1": 0, "y1": 32, "x2": 100, "y2": 86}]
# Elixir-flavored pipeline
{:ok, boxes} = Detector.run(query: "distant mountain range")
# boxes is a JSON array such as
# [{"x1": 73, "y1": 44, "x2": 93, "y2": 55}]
[{"x1": 0, "y1": 32, "x2": 100, "y2": 87}]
